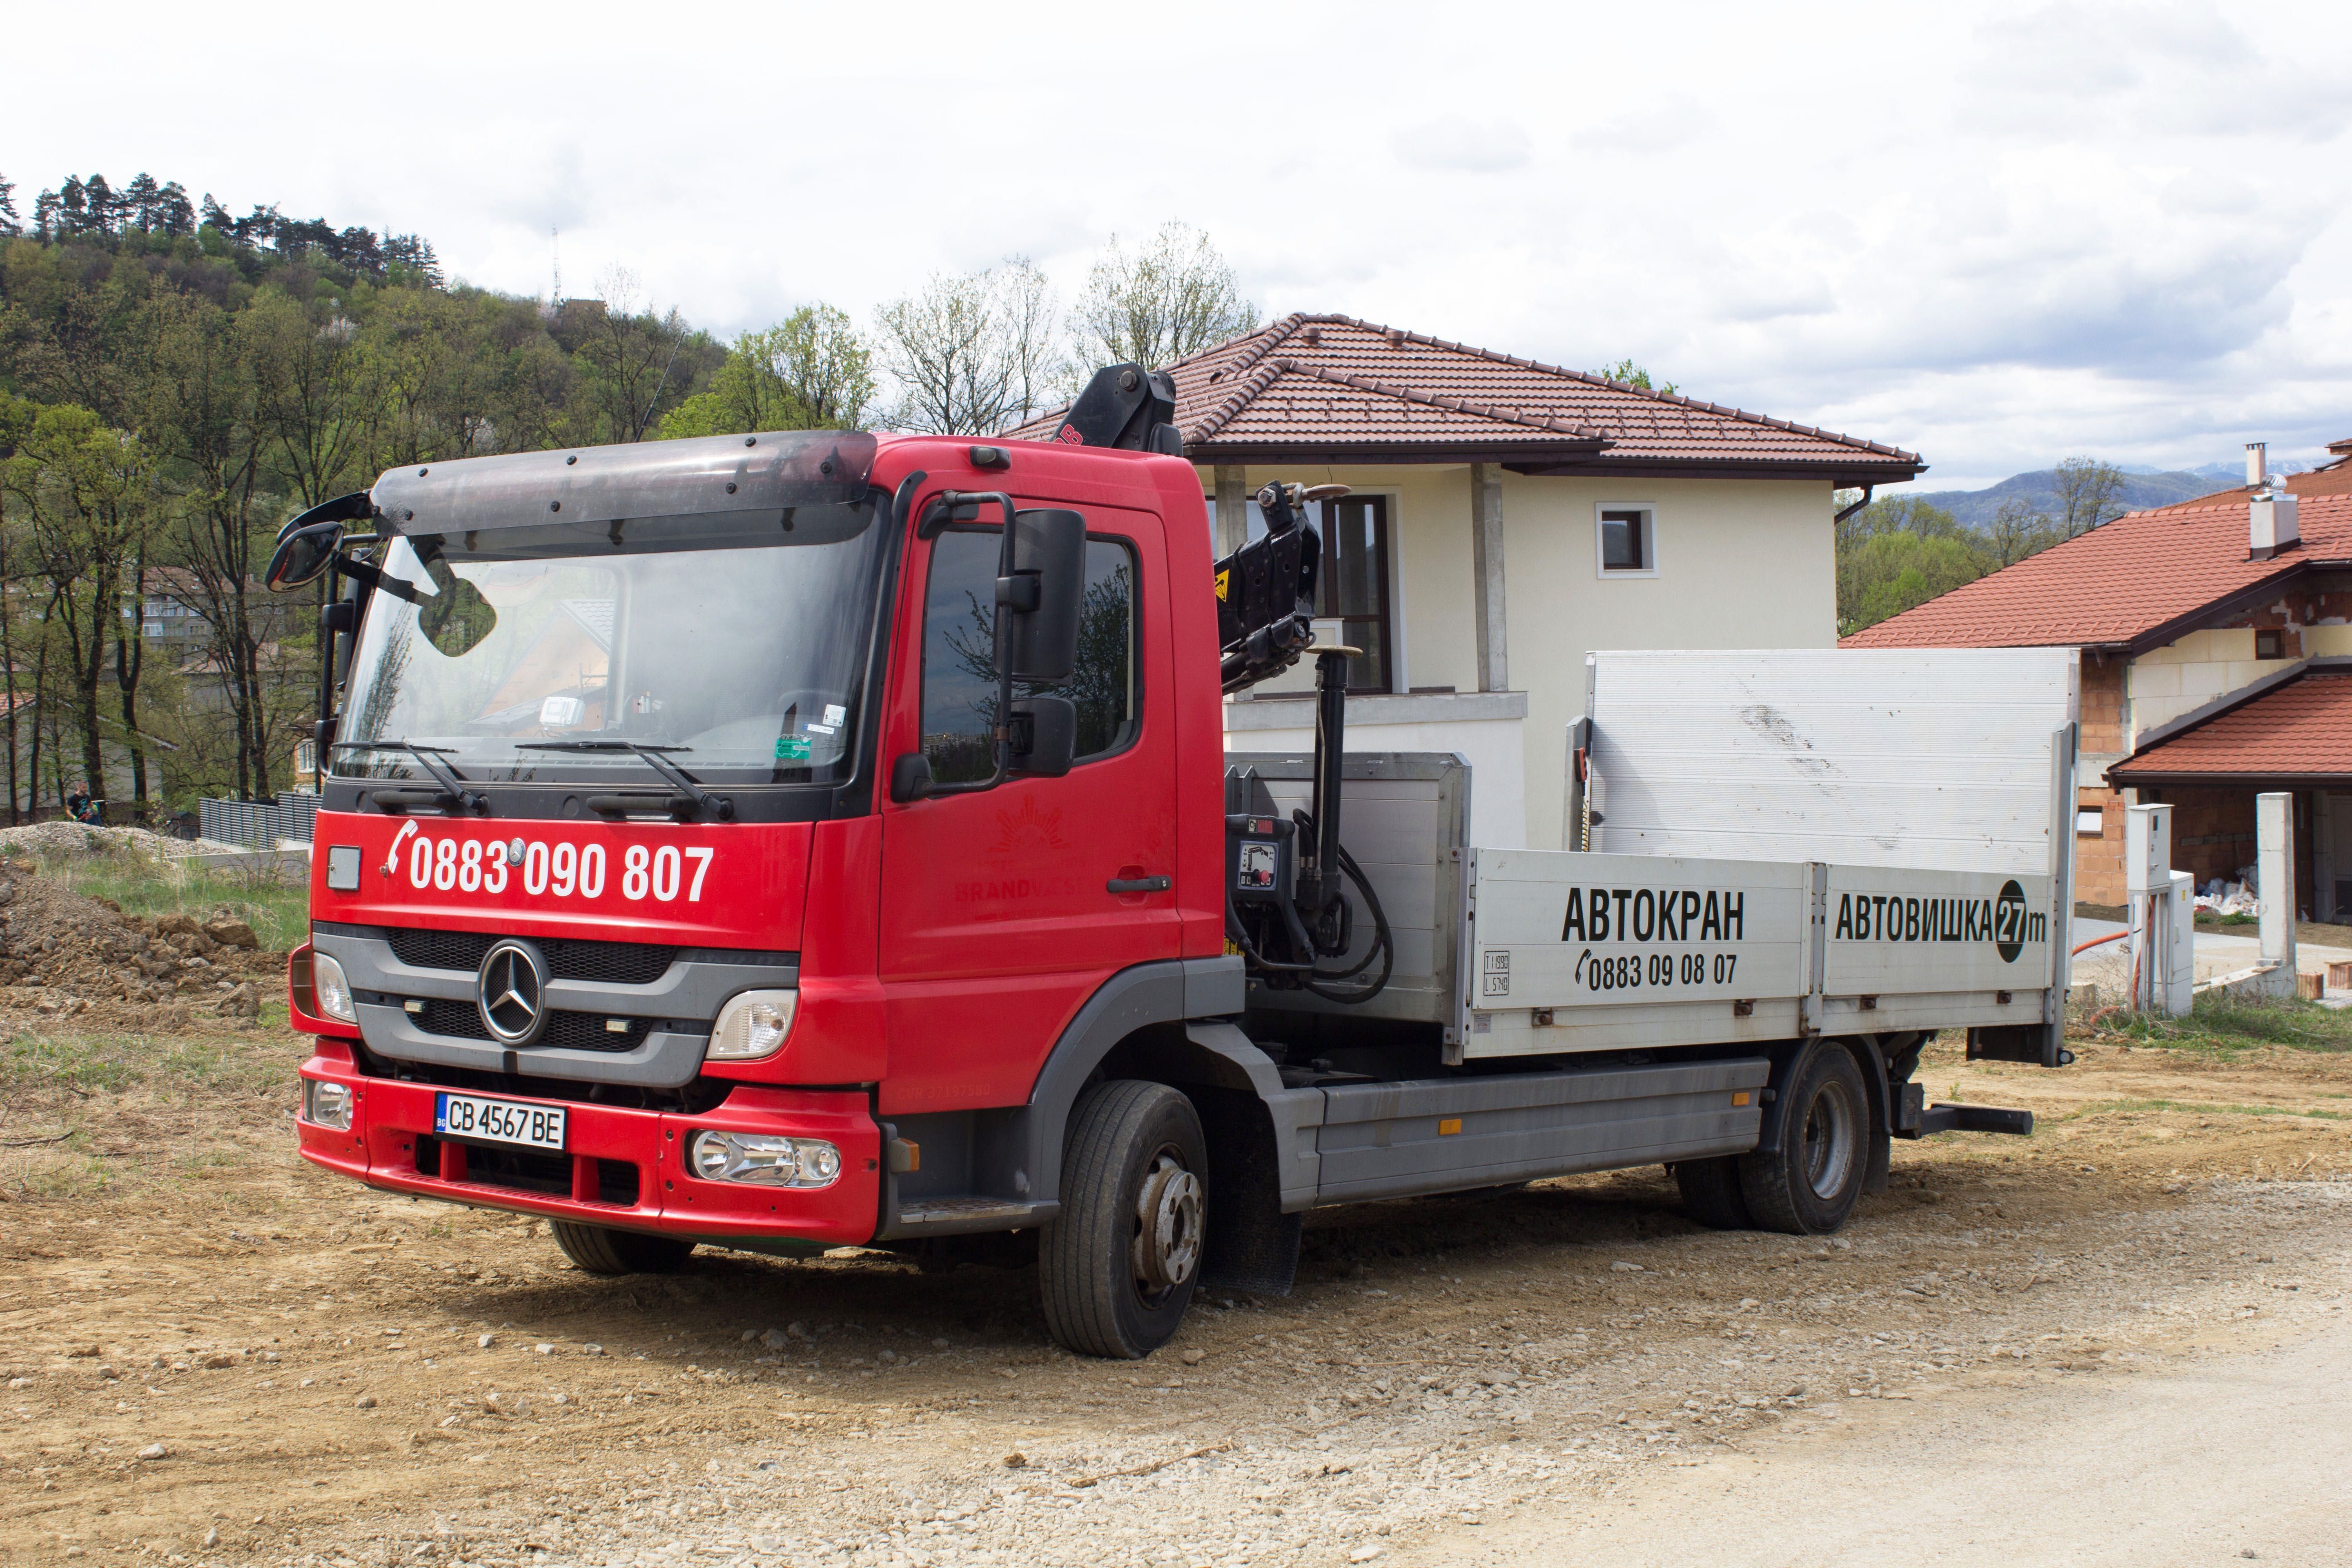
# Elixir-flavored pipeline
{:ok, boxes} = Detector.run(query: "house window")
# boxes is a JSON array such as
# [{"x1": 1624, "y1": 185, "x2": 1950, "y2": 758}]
[
  {"x1": 919, "y1": 526, "x2": 1140, "y2": 785},
  {"x1": 1317, "y1": 495, "x2": 1394, "y2": 693},
  {"x1": 1237, "y1": 493, "x2": 1396, "y2": 692},
  {"x1": 2076, "y1": 808, "x2": 2106, "y2": 836},
  {"x1": 2256, "y1": 630, "x2": 2283, "y2": 659},
  {"x1": 1597, "y1": 504, "x2": 1657, "y2": 577}
]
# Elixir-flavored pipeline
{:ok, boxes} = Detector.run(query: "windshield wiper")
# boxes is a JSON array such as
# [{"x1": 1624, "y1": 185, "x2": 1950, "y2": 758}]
[
  {"x1": 513, "y1": 740, "x2": 735, "y2": 822},
  {"x1": 333, "y1": 739, "x2": 490, "y2": 815}
]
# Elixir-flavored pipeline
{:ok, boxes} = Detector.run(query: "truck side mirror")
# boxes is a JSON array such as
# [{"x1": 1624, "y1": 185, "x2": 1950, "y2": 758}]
[
  {"x1": 1003, "y1": 509, "x2": 1085, "y2": 683},
  {"x1": 1009, "y1": 697, "x2": 1075, "y2": 778},
  {"x1": 889, "y1": 752, "x2": 934, "y2": 803},
  {"x1": 265, "y1": 520, "x2": 343, "y2": 592}
]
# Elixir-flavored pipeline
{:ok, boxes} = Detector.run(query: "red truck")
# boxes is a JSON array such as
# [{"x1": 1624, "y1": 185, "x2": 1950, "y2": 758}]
[{"x1": 276, "y1": 366, "x2": 2059, "y2": 1357}]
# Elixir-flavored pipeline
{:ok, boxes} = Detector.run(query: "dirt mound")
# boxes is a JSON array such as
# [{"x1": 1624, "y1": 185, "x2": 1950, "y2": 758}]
[
  {"x1": 0, "y1": 821, "x2": 197, "y2": 860},
  {"x1": 0, "y1": 858, "x2": 278, "y2": 1029}
]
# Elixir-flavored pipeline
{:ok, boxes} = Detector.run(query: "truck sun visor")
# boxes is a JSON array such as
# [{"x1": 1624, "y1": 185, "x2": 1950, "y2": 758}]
[{"x1": 368, "y1": 429, "x2": 879, "y2": 536}]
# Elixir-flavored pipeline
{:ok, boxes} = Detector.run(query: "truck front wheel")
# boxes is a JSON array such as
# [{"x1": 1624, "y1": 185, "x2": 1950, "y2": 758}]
[
  {"x1": 1040, "y1": 1080, "x2": 1207, "y2": 1359},
  {"x1": 551, "y1": 1221, "x2": 696, "y2": 1276},
  {"x1": 1737, "y1": 1043, "x2": 1869, "y2": 1235}
]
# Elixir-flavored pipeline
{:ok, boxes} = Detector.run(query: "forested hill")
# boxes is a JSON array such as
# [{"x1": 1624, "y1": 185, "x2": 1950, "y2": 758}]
[
  {"x1": 1897, "y1": 466, "x2": 2231, "y2": 526},
  {"x1": 0, "y1": 170, "x2": 1258, "y2": 821},
  {"x1": 2, "y1": 168, "x2": 442, "y2": 284},
  {"x1": 0, "y1": 166, "x2": 743, "y2": 813}
]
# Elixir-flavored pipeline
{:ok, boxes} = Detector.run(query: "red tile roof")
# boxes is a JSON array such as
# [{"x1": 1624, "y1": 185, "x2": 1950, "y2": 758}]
[
  {"x1": 1007, "y1": 314, "x2": 1923, "y2": 481},
  {"x1": 1842, "y1": 463, "x2": 2352, "y2": 652},
  {"x1": 2111, "y1": 666, "x2": 2352, "y2": 784}
]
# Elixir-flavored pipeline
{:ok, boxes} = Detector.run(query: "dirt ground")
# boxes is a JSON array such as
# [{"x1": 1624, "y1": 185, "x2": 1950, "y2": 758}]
[{"x1": 4, "y1": 1018, "x2": 2351, "y2": 1568}]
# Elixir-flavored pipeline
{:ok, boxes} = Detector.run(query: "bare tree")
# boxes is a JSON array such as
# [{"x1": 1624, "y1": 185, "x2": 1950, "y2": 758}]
[
  {"x1": 1986, "y1": 495, "x2": 2056, "y2": 566},
  {"x1": 994, "y1": 260, "x2": 1065, "y2": 426},
  {"x1": 2050, "y1": 457, "x2": 2127, "y2": 539},
  {"x1": 580, "y1": 267, "x2": 693, "y2": 444},
  {"x1": 874, "y1": 261, "x2": 1063, "y2": 435},
  {"x1": 1068, "y1": 222, "x2": 1257, "y2": 372}
]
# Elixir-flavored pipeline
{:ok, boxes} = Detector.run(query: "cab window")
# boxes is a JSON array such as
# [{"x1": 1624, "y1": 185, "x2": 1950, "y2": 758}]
[{"x1": 919, "y1": 528, "x2": 1139, "y2": 785}]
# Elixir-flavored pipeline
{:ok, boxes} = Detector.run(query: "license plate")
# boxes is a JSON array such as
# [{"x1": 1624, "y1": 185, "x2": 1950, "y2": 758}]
[{"x1": 435, "y1": 1092, "x2": 566, "y2": 1152}]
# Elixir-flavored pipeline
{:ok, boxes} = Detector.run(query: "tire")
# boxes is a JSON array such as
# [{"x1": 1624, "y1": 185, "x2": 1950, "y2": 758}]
[
  {"x1": 1738, "y1": 1043, "x2": 1870, "y2": 1235},
  {"x1": 551, "y1": 1221, "x2": 696, "y2": 1276},
  {"x1": 1674, "y1": 1156, "x2": 1753, "y2": 1230},
  {"x1": 1040, "y1": 1080, "x2": 1208, "y2": 1359}
]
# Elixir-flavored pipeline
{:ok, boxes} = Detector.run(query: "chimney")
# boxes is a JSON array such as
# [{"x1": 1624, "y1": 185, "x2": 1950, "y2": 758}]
[{"x1": 2249, "y1": 441, "x2": 2299, "y2": 559}]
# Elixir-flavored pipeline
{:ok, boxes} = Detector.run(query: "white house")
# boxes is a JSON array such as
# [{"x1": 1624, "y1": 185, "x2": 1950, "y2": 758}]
[{"x1": 1022, "y1": 314, "x2": 1925, "y2": 848}]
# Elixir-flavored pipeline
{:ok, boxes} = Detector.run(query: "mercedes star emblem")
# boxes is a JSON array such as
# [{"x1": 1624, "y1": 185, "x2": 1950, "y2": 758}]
[{"x1": 476, "y1": 939, "x2": 549, "y2": 1046}]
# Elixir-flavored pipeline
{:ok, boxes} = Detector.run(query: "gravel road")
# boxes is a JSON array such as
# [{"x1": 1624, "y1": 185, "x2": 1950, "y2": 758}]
[
  {"x1": 1401, "y1": 1187, "x2": 2352, "y2": 1568},
  {"x1": 5, "y1": 1033, "x2": 2351, "y2": 1568}
]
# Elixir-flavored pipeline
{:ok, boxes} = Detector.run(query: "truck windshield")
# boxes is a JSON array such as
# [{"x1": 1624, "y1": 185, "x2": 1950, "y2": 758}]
[{"x1": 333, "y1": 500, "x2": 887, "y2": 787}]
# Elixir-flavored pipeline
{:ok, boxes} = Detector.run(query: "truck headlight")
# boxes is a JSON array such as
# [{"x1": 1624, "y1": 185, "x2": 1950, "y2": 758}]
[
  {"x1": 311, "y1": 952, "x2": 357, "y2": 1024},
  {"x1": 708, "y1": 990, "x2": 796, "y2": 1060},
  {"x1": 689, "y1": 1131, "x2": 841, "y2": 1188},
  {"x1": 304, "y1": 1079, "x2": 353, "y2": 1131}
]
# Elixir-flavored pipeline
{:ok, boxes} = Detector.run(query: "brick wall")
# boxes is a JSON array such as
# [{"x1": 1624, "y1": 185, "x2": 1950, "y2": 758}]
[
  {"x1": 2075, "y1": 786, "x2": 2125, "y2": 904},
  {"x1": 2079, "y1": 650, "x2": 2127, "y2": 758},
  {"x1": 2129, "y1": 786, "x2": 2319, "y2": 917},
  {"x1": 2156, "y1": 787, "x2": 2259, "y2": 886}
]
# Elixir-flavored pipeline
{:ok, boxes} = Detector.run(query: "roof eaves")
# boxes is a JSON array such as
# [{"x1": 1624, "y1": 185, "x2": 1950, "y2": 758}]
[
  {"x1": 2121, "y1": 558, "x2": 2325, "y2": 658},
  {"x1": 2112, "y1": 656, "x2": 2352, "y2": 771}
]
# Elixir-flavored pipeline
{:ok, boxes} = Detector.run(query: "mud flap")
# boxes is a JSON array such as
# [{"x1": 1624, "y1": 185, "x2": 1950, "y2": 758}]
[{"x1": 1189, "y1": 1085, "x2": 1301, "y2": 1298}]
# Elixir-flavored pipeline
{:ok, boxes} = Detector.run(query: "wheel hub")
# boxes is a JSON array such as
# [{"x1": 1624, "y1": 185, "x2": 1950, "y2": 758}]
[
  {"x1": 1802, "y1": 1079, "x2": 1858, "y2": 1199},
  {"x1": 1132, "y1": 1151, "x2": 1202, "y2": 1294}
]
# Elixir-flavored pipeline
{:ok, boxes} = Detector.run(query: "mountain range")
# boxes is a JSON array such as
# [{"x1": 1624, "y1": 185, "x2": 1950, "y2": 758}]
[{"x1": 1901, "y1": 466, "x2": 2240, "y2": 528}]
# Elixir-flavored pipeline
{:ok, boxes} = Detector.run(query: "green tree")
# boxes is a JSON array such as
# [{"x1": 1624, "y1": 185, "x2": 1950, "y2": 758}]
[
  {"x1": 0, "y1": 402, "x2": 155, "y2": 808},
  {"x1": 1834, "y1": 494, "x2": 1994, "y2": 636},
  {"x1": 1588, "y1": 359, "x2": 1678, "y2": 396},
  {"x1": 659, "y1": 305, "x2": 876, "y2": 438}
]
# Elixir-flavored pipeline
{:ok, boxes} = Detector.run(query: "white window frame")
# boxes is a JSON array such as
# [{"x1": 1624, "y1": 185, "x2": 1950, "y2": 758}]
[{"x1": 1594, "y1": 502, "x2": 1659, "y2": 579}]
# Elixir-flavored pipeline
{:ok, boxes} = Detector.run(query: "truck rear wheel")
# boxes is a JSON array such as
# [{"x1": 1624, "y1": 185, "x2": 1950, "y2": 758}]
[
  {"x1": 1040, "y1": 1080, "x2": 1206, "y2": 1359},
  {"x1": 551, "y1": 1221, "x2": 696, "y2": 1276},
  {"x1": 1738, "y1": 1043, "x2": 1868, "y2": 1235},
  {"x1": 1674, "y1": 1156, "x2": 1753, "y2": 1229}
]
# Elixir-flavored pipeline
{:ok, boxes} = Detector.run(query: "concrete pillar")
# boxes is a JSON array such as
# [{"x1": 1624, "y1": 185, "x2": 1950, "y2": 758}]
[
  {"x1": 1213, "y1": 466, "x2": 1250, "y2": 561},
  {"x1": 2258, "y1": 791, "x2": 2297, "y2": 989},
  {"x1": 1470, "y1": 463, "x2": 1508, "y2": 693}
]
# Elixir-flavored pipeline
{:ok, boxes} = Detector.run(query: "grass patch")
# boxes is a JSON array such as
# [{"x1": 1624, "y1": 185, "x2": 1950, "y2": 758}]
[
  {"x1": 1, "y1": 1029, "x2": 298, "y2": 1098},
  {"x1": 2066, "y1": 1097, "x2": 2351, "y2": 1122},
  {"x1": 2082, "y1": 993, "x2": 2352, "y2": 1054},
  {"x1": 10, "y1": 841, "x2": 307, "y2": 951}
]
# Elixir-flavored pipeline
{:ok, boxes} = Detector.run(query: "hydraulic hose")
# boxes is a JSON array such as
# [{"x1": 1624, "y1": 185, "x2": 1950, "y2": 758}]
[{"x1": 1300, "y1": 843, "x2": 1394, "y2": 1004}]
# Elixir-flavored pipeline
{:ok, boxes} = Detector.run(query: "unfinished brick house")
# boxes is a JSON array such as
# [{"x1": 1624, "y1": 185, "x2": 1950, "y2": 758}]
[{"x1": 1846, "y1": 438, "x2": 2352, "y2": 910}]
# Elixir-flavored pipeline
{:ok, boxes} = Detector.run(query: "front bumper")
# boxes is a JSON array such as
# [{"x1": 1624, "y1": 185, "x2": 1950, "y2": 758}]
[{"x1": 294, "y1": 1043, "x2": 881, "y2": 1247}]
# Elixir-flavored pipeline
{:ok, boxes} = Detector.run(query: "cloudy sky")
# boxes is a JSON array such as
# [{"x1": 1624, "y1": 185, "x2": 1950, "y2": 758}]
[{"x1": 10, "y1": 0, "x2": 2349, "y2": 488}]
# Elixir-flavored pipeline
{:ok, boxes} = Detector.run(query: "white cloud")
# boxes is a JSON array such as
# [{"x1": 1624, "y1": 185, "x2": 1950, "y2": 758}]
[
  {"x1": 5, "y1": 0, "x2": 2351, "y2": 482},
  {"x1": 1390, "y1": 116, "x2": 1533, "y2": 173}
]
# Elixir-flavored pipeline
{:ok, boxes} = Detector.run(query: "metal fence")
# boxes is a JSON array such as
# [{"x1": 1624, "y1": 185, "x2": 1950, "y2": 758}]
[{"x1": 198, "y1": 792, "x2": 319, "y2": 849}]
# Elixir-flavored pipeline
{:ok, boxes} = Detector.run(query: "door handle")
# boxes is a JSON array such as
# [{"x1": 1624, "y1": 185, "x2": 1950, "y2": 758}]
[{"x1": 1107, "y1": 875, "x2": 1171, "y2": 894}]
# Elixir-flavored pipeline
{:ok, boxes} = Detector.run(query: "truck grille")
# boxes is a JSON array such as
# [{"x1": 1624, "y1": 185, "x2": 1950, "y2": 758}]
[
  {"x1": 385, "y1": 927, "x2": 677, "y2": 985},
  {"x1": 411, "y1": 997, "x2": 654, "y2": 1053}
]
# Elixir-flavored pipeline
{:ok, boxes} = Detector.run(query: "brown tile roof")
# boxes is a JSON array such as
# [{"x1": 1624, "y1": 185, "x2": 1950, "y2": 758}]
[
  {"x1": 1842, "y1": 466, "x2": 2352, "y2": 652},
  {"x1": 1008, "y1": 314, "x2": 1923, "y2": 481},
  {"x1": 2111, "y1": 664, "x2": 2352, "y2": 784}
]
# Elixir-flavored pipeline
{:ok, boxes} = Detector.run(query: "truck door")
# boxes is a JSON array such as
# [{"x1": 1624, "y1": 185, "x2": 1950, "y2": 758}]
[{"x1": 877, "y1": 502, "x2": 1180, "y2": 1112}]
